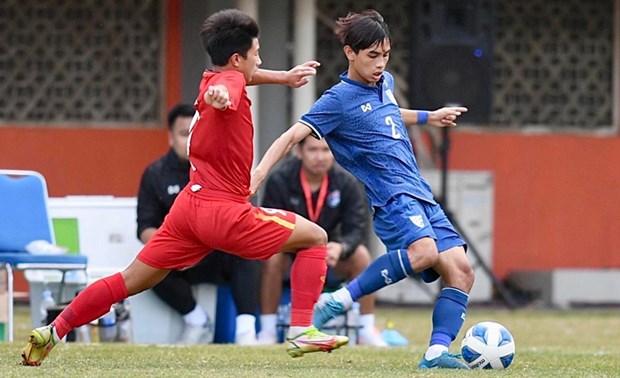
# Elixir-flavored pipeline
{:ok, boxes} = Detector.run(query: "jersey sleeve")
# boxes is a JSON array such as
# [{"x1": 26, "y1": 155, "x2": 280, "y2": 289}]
[{"x1": 299, "y1": 90, "x2": 343, "y2": 138}]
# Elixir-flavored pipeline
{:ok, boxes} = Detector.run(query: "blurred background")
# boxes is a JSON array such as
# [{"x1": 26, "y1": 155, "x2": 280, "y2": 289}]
[{"x1": 1, "y1": 0, "x2": 619, "y2": 310}]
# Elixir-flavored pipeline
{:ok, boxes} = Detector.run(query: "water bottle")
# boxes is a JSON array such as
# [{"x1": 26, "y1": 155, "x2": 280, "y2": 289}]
[
  {"x1": 346, "y1": 302, "x2": 360, "y2": 345},
  {"x1": 40, "y1": 290, "x2": 56, "y2": 325},
  {"x1": 98, "y1": 307, "x2": 117, "y2": 342}
]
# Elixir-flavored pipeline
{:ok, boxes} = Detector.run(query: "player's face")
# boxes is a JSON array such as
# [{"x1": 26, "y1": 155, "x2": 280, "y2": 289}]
[
  {"x1": 346, "y1": 39, "x2": 391, "y2": 85},
  {"x1": 298, "y1": 137, "x2": 334, "y2": 177},
  {"x1": 169, "y1": 115, "x2": 192, "y2": 161},
  {"x1": 240, "y1": 38, "x2": 262, "y2": 82}
]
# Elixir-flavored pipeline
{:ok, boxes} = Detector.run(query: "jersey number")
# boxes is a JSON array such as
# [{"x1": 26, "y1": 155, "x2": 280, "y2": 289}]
[
  {"x1": 385, "y1": 116, "x2": 401, "y2": 139},
  {"x1": 261, "y1": 208, "x2": 288, "y2": 217}
]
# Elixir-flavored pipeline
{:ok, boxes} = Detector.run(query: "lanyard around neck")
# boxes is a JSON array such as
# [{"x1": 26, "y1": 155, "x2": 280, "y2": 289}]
[{"x1": 299, "y1": 169, "x2": 329, "y2": 223}]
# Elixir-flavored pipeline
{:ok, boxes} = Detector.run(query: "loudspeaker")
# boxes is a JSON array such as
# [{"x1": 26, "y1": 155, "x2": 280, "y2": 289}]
[{"x1": 410, "y1": 0, "x2": 494, "y2": 124}]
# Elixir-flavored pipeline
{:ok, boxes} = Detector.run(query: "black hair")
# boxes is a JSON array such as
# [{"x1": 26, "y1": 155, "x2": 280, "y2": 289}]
[
  {"x1": 200, "y1": 9, "x2": 260, "y2": 66},
  {"x1": 334, "y1": 10, "x2": 391, "y2": 53},
  {"x1": 167, "y1": 103, "x2": 195, "y2": 130}
]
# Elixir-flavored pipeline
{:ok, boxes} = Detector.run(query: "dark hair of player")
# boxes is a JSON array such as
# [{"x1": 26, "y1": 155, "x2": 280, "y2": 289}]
[
  {"x1": 334, "y1": 10, "x2": 391, "y2": 53},
  {"x1": 200, "y1": 9, "x2": 260, "y2": 66}
]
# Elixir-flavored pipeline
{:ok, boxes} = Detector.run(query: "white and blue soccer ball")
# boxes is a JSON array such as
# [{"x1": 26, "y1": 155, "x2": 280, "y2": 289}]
[{"x1": 460, "y1": 321, "x2": 515, "y2": 369}]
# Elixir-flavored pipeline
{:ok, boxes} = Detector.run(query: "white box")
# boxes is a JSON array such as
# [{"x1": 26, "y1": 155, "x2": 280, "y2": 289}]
[
  {"x1": 509, "y1": 269, "x2": 620, "y2": 308},
  {"x1": 128, "y1": 284, "x2": 218, "y2": 344}
]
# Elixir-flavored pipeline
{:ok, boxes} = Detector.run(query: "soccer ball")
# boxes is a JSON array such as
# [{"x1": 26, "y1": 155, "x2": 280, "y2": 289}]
[{"x1": 460, "y1": 321, "x2": 515, "y2": 369}]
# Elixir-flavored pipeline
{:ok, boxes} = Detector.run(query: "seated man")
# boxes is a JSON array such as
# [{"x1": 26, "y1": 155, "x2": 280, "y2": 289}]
[
  {"x1": 137, "y1": 103, "x2": 261, "y2": 345},
  {"x1": 257, "y1": 136, "x2": 386, "y2": 346}
]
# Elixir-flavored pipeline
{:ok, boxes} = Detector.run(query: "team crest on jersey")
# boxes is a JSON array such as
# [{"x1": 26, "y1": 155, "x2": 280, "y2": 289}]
[
  {"x1": 385, "y1": 89, "x2": 398, "y2": 105},
  {"x1": 327, "y1": 190, "x2": 341, "y2": 208},
  {"x1": 409, "y1": 215, "x2": 425, "y2": 228}
]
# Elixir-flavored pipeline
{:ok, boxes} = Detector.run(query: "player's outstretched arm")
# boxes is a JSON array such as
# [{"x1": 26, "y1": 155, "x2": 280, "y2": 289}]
[
  {"x1": 250, "y1": 122, "x2": 313, "y2": 197},
  {"x1": 400, "y1": 107, "x2": 468, "y2": 127},
  {"x1": 249, "y1": 61, "x2": 320, "y2": 88}
]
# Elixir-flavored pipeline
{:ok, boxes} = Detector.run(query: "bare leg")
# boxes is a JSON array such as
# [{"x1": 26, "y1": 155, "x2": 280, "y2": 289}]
[{"x1": 260, "y1": 253, "x2": 290, "y2": 315}]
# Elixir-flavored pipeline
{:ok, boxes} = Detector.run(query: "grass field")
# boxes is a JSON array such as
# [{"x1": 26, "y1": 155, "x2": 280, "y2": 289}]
[{"x1": 1, "y1": 304, "x2": 619, "y2": 377}]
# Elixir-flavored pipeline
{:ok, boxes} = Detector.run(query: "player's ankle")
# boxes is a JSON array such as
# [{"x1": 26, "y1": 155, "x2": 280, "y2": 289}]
[
  {"x1": 287, "y1": 325, "x2": 313, "y2": 338},
  {"x1": 424, "y1": 345, "x2": 449, "y2": 360},
  {"x1": 331, "y1": 288, "x2": 353, "y2": 307}
]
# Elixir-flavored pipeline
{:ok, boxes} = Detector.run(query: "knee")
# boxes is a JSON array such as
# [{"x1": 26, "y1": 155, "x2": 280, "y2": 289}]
[
  {"x1": 459, "y1": 263, "x2": 475, "y2": 291},
  {"x1": 311, "y1": 224, "x2": 328, "y2": 246},
  {"x1": 406, "y1": 239, "x2": 439, "y2": 271},
  {"x1": 448, "y1": 264, "x2": 475, "y2": 292},
  {"x1": 452, "y1": 252, "x2": 475, "y2": 290},
  {"x1": 440, "y1": 251, "x2": 475, "y2": 291}
]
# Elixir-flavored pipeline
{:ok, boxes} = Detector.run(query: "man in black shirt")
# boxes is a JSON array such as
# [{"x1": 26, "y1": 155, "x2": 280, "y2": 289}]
[
  {"x1": 257, "y1": 136, "x2": 386, "y2": 346},
  {"x1": 137, "y1": 103, "x2": 261, "y2": 345}
]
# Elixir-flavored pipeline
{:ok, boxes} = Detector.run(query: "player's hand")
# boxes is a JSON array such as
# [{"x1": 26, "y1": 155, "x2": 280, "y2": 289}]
[
  {"x1": 326, "y1": 241, "x2": 343, "y2": 268},
  {"x1": 249, "y1": 169, "x2": 265, "y2": 199},
  {"x1": 429, "y1": 107, "x2": 468, "y2": 127},
  {"x1": 205, "y1": 85, "x2": 232, "y2": 110},
  {"x1": 284, "y1": 61, "x2": 320, "y2": 88}
]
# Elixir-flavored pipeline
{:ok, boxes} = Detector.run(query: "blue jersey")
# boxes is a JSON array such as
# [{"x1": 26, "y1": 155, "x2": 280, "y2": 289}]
[{"x1": 300, "y1": 71, "x2": 436, "y2": 208}]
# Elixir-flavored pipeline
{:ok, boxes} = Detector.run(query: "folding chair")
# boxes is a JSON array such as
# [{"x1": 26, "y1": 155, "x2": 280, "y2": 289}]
[{"x1": 0, "y1": 169, "x2": 88, "y2": 341}]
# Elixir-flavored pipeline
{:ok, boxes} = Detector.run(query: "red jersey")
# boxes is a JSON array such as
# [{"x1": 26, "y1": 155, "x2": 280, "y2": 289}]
[{"x1": 189, "y1": 70, "x2": 253, "y2": 197}]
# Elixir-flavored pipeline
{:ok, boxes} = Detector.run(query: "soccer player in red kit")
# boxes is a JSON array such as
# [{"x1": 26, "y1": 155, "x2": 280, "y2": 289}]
[{"x1": 22, "y1": 9, "x2": 347, "y2": 366}]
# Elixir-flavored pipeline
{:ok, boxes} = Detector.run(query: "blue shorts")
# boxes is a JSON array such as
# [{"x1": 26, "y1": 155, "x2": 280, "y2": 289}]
[{"x1": 373, "y1": 194, "x2": 466, "y2": 281}]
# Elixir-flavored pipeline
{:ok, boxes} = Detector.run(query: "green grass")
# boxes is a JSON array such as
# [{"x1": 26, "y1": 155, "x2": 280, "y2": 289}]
[{"x1": 2, "y1": 304, "x2": 619, "y2": 377}]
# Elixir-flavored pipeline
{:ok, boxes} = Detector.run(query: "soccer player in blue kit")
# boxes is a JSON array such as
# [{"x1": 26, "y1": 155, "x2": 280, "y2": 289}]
[{"x1": 251, "y1": 10, "x2": 473, "y2": 369}]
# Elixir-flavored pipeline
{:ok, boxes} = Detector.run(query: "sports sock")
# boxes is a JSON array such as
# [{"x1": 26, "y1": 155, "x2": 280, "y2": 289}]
[
  {"x1": 183, "y1": 304, "x2": 208, "y2": 326},
  {"x1": 346, "y1": 249, "x2": 413, "y2": 301},
  {"x1": 52, "y1": 272, "x2": 128, "y2": 339},
  {"x1": 236, "y1": 314, "x2": 256, "y2": 335},
  {"x1": 288, "y1": 325, "x2": 313, "y2": 338},
  {"x1": 259, "y1": 314, "x2": 277, "y2": 335},
  {"x1": 428, "y1": 287, "x2": 469, "y2": 350},
  {"x1": 331, "y1": 288, "x2": 353, "y2": 308},
  {"x1": 289, "y1": 246, "x2": 327, "y2": 327},
  {"x1": 359, "y1": 313, "x2": 376, "y2": 335},
  {"x1": 424, "y1": 344, "x2": 449, "y2": 360}
]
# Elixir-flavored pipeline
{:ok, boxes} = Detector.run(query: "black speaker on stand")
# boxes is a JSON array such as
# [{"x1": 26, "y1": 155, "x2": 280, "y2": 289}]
[
  {"x1": 410, "y1": 0, "x2": 494, "y2": 124},
  {"x1": 409, "y1": 1, "x2": 516, "y2": 307}
]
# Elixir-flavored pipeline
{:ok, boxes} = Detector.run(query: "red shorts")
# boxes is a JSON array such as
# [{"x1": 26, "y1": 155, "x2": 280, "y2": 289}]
[{"x1": 137, "y1": 188, "x2": 296, "y2": 269}]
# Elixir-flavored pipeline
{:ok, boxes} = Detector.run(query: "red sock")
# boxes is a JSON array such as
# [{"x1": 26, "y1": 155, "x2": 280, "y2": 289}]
[
  {"x1": 290, "y1": 246, "x2": 327, "y2": 327},
  {"x1": 52, "y1": 272, "x2": 128, "y2": 339}
]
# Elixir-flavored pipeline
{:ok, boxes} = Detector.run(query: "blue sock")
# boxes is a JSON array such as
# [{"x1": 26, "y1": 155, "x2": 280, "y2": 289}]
[
  {"x1": 346, "y1": 249, "x2": 413, "y2": 301},
  {"x1": 430, "y1": 287, "x2": 469, "y2": 347}
]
